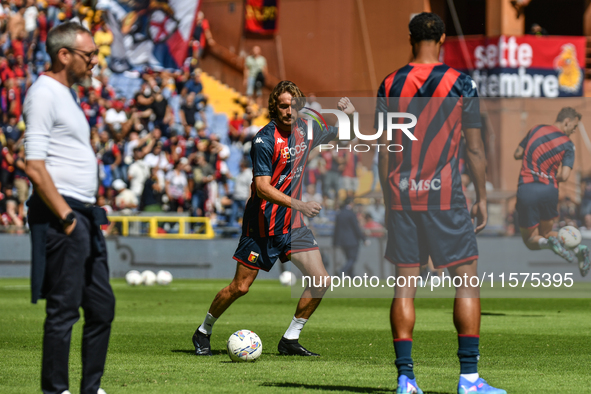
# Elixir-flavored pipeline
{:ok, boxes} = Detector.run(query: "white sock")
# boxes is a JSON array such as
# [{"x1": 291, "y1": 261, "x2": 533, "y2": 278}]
[
  {"x1": 198, "y1": 312, "x2": 218, "y2": 335},
  {"x1": 538, "y1": 238, "x2": 550, "y2": 249},
  {"x1": 461, "y1": 373, "x2": 479, "y2": 383},
  {"x1": 283, "y1": 316, "x2": 308, "y2": 340}
]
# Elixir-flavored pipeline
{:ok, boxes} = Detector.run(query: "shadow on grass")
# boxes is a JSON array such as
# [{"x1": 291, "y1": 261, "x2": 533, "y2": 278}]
[
  {"x1": 260, "y1": 382, "x2": 452, "y2": 394},
  {"x1": 481, "y1": 312, "x2": 545, "y2": 317},
  {"x1": 171, "y1": 349, "x2": 227, "y2": 355}
]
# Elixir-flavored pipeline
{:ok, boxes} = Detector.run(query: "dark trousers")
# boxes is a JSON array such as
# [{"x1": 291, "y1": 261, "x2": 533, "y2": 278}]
[
  {"x1": 340, "y1": 244, "x2": 359, "y2": 276},
  {"x1": 41, "y1": 212, "x2": 115, "y2": 394}
]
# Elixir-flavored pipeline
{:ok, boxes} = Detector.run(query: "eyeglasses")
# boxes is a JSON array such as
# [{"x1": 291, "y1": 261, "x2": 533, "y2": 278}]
[{"x1": 64, "y1": 47, "x2": 99, "y2": 63}]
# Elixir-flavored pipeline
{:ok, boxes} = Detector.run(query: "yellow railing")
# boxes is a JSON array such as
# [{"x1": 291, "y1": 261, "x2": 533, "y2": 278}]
[{"x1": 107, "y1": 216, "x2": 215, "y2": 239}]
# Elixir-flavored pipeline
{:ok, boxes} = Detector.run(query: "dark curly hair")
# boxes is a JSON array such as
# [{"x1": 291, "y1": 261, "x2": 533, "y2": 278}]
[
  {"x1": 409, "y1": 12, "x2": 445, "y2": 43},
  {"x1": 268, "y1": 80, "x2": 305, "y2": 120},
  {"x1": 556, "y1": 107, "x2": 582, "y2": 122}
]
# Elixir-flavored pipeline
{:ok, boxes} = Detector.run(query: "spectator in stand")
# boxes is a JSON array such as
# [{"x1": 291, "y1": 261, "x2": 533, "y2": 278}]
[
  {"x1": 182, "y1": 69, "x2": 205, "y2": 98},
  {"x1": 93, "y1": 23, "x2": 112, "y2": 68},
  {"x1": 165, "y1": 159, "x2": 190, "y2": 212},
  {"x1": 366, "y1": 197, "x2": 385, "y2": 224},
  {"x1": 152, "y1": 85, "x2": 173, "y2": 136},
  {"x1": 1, "y1": 138, "x2": 15, "y2": 190},
  {"x1": 180, "y1": 91, "x2": 200, "y2": 137},
  {"x1": 97, "y1": 131, "x2": 121, "y2": 187},
  {"x1": 144, "y1": 141, "x2": 171, "y2": 188},
  {"x1": 141, "y1": 167, "x2": 164, "y2": 212},
  {"x1": 13, "y1": 144, "x2": 27, "y2": 218},
  {"x1": 189, "y1": 152, "x2": 214, "y2": 217},
  {"x1": 243, "y1": 45, "x2": 266, "y2": 107},
  {"x1": 112, "y1": 178, "x2": 138, "y2": 213},
  {"x1": 304, "y1": 93, "x2": 322, "y2": 112},
  {"x1": 128, "y1": 147, "x2": 150, "y2": 199},
  {"x1": 3, "y1": 113, "x2": 22, "y2": 143},
  {"x1": 528, "y1": 23, "x2": 548, "y2": 36},
  {"x1": 0, "y1": 184, "x2": 23, "y2": 230},
  {"x1": 104, "y1": 99, "x2": 128, "y2": 135},
  {"x1": 320, "y1": 149, "x2": 342, "y2": 201},
  {"x1": 134, "y1": 82, "x2": 155, "y2": 129},
  {"x1": 333, "y1": 197, "x2": 367, "y2": 276},
  {"x1": 23, "y1": 0, "x2": 38, "y2": 42},
  {"x1": 228, "y1": 111, "x2": 243, "y2": 143},
  {"x1": 36, "y1": 5, "x2": 50, "y2": 66},
  {"x1": 229, "y1": 160, "x2": 252, "y2": 227},
  {"x1": 190, "y1": 11, "x2": 214, "y2": 64},
  {"x1": 339, "y1": 144, "x2": 358, "y2": 198},
  {"x1": 363, "y1": 212, "x2": 385, "y2": 238},
  {"x1": 3, "y1": 77, "x2": 23, "y2": 119},
  {"x1": 81, "y1": 89, "x2": 102, "y2": 128}
]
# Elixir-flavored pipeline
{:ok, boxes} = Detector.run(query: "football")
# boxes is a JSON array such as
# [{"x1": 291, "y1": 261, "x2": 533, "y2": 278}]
[
  {"x1": 279, "y1": 271, "x2": 296, "y2": 286},
  {"x1": 558, "y1": 226, "x2": 582, "y2": 249},
  {"x1": 125, "y1": 270, "x2": 142, "y2": 286},
  {"x1": 226, "y1": 330, "x2": 263, "y2": 362},
  {"x1": 156, "y1": 270, "x2": 173, "y2": 285},
  {"x1": 141, "y1": 270, "x2": 157, "y2": 286}
]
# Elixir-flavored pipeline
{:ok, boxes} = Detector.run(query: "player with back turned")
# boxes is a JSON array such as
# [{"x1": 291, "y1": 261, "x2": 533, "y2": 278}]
[
  {"x1": 376, "y1": 13, "x2": 505, "y2": 394},
  {"x1": 514, "y1": 107, "x2": 590, "y2": 276}
]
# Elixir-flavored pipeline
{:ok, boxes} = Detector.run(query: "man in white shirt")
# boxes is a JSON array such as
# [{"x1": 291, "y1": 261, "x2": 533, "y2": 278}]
[
  {"x1": 127, "y1": 147, "x2": 150, "y2": 198},
  {"x1": 24, "y1": 22, "x2": 114, "y2": 394}
]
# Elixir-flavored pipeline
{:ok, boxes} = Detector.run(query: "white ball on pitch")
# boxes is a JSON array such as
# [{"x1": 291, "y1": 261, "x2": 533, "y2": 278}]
[
  {"x1": 125, "y1": 270, "x2": 142, "y2": 286},
  {"x1": 156, "y1": 270, "x2": 173, "y2": 285},
  {"x1": 558, "y1": 226, "x2": 582, "y2": 249},
  {"x1": 279, "y1": 271, "x2": 296, "y2": 286},
  {"x1": 227, "y1": 330, "x2": 263, "y2": 362},
  {"x1": 141, "y1": 270, "x2": 157, "y2": 286}
]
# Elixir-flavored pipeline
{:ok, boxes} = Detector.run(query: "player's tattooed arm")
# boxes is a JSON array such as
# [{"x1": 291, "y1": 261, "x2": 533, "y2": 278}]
[
  {"x1": 464, "y1": 127, "x2": 488, "y2": 233},
  {"x1": 377, "y1": 126, "x2": 390, "y2": 222},
  {"x1": 254, "y1": 176, "x2": 321, "y2": 218}
]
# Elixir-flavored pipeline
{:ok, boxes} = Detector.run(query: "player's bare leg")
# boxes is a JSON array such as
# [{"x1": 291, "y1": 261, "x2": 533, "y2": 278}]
[
  {"x1": 391, "y1": 266, "x2": 420, "y2": 339},
  {"x1": 447, "y1": 260, "x2": 480, "y2": 335},
  {"x1": 278, "y1": 249, "x2": 328, "y2": 356},
  {"x1": 520, "y1": 220, "x2": 576, "y2": 263},
  {"x1": 193, "y1": 262, "x2": 258, "y2": 355},
  {"x1": 390, "y1": 265, "x2": 421, "y2": 391}
]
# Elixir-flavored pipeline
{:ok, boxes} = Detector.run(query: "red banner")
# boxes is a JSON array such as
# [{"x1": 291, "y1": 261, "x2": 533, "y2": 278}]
[
  {"x1": 442, "y1": 35, "x2": 586, "y2": 97},
  {"x1": 244, "y1": 0, "x2": 279, "y2": 35}
]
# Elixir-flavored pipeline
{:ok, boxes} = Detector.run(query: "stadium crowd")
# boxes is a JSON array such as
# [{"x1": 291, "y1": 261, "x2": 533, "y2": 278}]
[{"x1": 0, "y1": 0, "x2": 367, "y2": 234}]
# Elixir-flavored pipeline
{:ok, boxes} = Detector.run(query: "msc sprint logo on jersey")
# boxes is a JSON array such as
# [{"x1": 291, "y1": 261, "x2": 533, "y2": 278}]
[
  {"x1": 398, "y1": 177, "x2": 441, "y2": 191},
  {"x1": 301, "y1": 106, "x2": 417, "y2": 153}
]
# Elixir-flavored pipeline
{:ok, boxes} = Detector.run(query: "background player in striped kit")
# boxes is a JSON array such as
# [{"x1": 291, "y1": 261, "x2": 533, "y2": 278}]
[
  {"x1": 192, "y1": 81, "x2": 355, "y2": 357},
  {"x1": 514, "y1": 107, "x2": 590, "y2": 276},
  {"x1": 376, "y1": 13, "x2": 505, "y2": 394}
]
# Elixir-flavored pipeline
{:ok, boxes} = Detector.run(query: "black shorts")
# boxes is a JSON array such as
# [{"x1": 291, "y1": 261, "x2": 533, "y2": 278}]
[
  {"x1": 233, "y1": 226, "x2": 318, "y2": 271},
  {"x1": 385, "y1": 208, "x2": 478, "y2": 269},
  {"x1": 516, "y1": 183, "x2": 559, "y2": 229}
]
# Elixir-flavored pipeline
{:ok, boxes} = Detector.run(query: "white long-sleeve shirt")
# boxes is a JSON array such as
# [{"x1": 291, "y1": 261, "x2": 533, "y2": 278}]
[{"x1": 24, "y1": 75, "x2": 98, "y2": 203}]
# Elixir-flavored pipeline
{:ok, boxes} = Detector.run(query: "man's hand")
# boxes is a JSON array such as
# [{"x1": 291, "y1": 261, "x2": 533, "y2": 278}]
[
  {"x1": 295, "y1": 200, "x2": 322, "y2": 218},
  {"x1": 337, "y1": 97, "x2": 355, "y2": 115},
  {"x1": 471, "y1": 200, "x2": 488, "y2": 234}
]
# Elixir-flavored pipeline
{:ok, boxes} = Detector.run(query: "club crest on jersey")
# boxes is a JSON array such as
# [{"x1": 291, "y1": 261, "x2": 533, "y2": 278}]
[
  {"x1": 281, "y1": 147, "x2": 290, "y2": 159},
  {"x1": 248, "y1": 251, "x2": 259, "y2": 263}
]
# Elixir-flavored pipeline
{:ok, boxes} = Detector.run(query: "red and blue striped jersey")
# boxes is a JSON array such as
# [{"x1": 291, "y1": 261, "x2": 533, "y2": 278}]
[
  {"x1": 375, "y1": 63, "x2": 481, "y2": 211},
  {"x1": 243, "y1": 118, "x2": 338, "y2": 237},
  {"x1": 518, "y1": 125, "x2": 574, "y2": 188}
]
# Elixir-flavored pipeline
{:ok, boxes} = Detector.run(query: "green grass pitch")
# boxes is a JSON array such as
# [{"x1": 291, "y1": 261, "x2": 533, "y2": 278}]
[{"x1": 1, "y1": 278, "x2": 590, "y2": 393}]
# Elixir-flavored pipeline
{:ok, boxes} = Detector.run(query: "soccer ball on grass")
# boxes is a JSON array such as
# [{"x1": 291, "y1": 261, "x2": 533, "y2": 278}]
[{"x1": 227, "y1": 330, "x2": 262, "y2": 362}]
